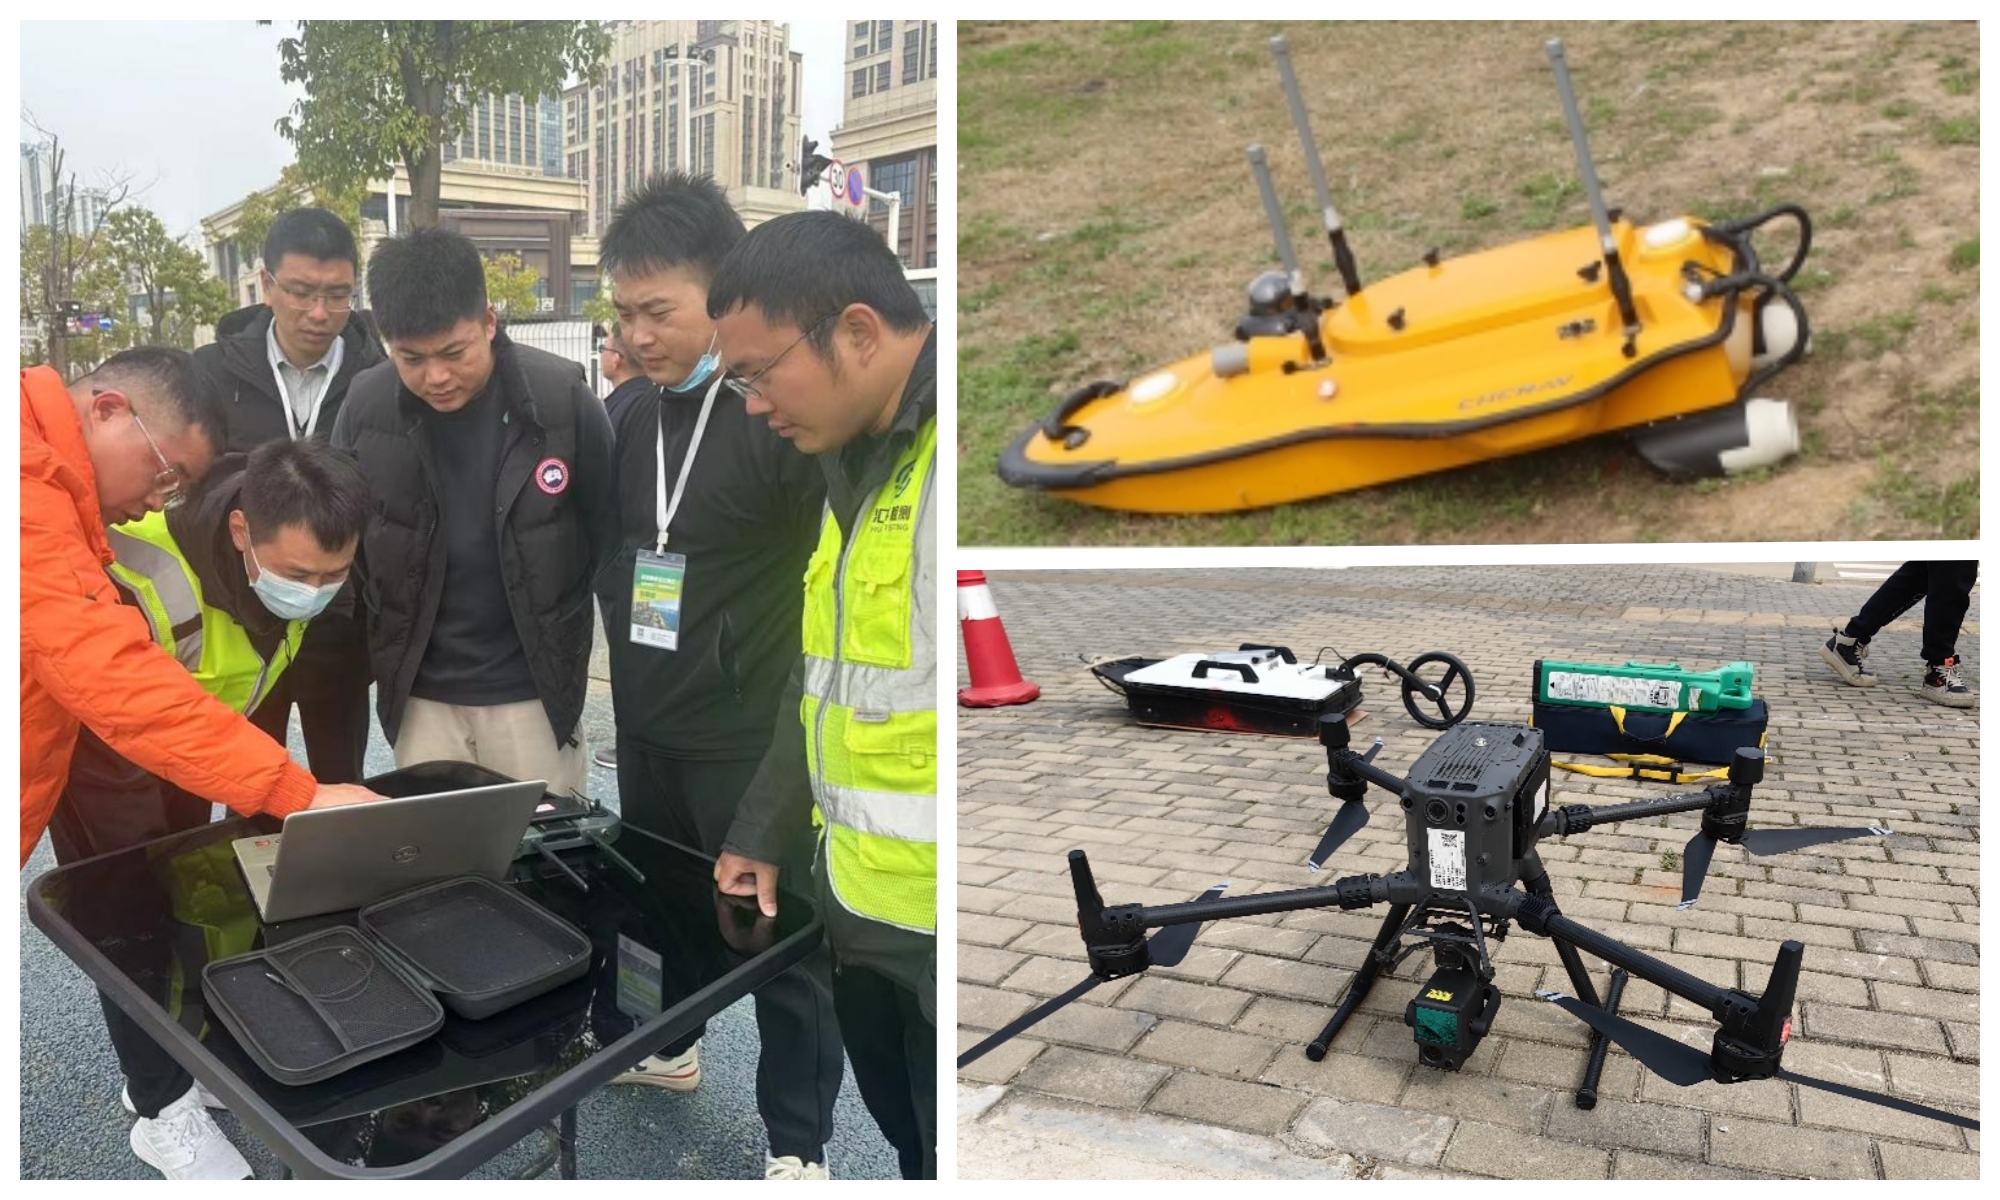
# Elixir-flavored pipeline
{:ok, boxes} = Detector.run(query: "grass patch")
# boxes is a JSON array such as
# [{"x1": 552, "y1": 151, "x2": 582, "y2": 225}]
[
  {"x1": 1848, "y1": 312, "x2": 1919, "y2": 358},
  {"x1": 1942, "y1": 68, "x2": 1978, "y2": 96},
  {"x1": 1518, "y1": 173, "x2": 1582, "y2": 230},
  {"x1": 1460, "y1": 196, "x2": 1500, "y2": 220},
  {"x1": 1932, "y1": 117, "x2": 1978, "y2": 146},
  {"x1": 1874, "y1": 462, "x2": 1978, "y2": 538},
  {"x1": 1881, "y1": 100, "x2": 1914, "y2": 120},
  {"x1": 1948, "y1": 236, "x2": 1977, "y2": 271},
  {"x1": 1789, "y1": 268, "x2": 1835, "y2": 293}
]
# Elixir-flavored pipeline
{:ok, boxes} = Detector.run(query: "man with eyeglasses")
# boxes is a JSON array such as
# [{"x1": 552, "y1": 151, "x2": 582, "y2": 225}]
[
  {"x1": 590, "y1": 172, "x2": 838, "y2": 1180},
  {"x1": 192, "y1": 208, "x2": 385, "y2": 788},
  {"x1": 53, "y1": 437, "x2": 373, "y2": 1180},
  {"x1": 20, "y1": 345, "x2": 381, "y2": 868},
  {"x1": 707, "y1": 212, "x2": 938, "y2": 1180}
]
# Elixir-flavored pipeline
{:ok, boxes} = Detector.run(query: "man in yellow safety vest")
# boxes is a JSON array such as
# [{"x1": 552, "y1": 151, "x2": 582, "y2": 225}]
[
  {"x1": 708, "y1": 211, "x2": 937, "y2": 1180},
  {"x1": 52, "y1": 436, "x2": 371, "y2": 1180}
]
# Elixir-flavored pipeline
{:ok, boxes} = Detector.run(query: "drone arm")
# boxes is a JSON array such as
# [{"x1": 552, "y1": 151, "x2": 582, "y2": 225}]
[
  {"x1": 1514, "y1": 894, "x2": 1731, "y2": 1016},
  {"x1": 1540, "y1": 785, "x2": 1723, "y2": 838}
]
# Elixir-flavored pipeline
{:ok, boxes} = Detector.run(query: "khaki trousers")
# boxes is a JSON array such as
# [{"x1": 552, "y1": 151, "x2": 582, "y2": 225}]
[{"x1": 393, "y1": 696, "x2": 589, "y2": 798}]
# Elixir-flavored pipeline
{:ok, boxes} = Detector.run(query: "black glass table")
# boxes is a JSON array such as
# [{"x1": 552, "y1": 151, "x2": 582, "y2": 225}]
[{"x1": 25, "y1": 817, "x2": 820, "y2": 1178}]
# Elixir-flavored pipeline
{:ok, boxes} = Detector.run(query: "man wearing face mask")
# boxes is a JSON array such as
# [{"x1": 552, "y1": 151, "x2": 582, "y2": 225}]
[
  {"x1": 592, "y1": 173, "x2": 838, "y2": 1181},
  {"x1": 50, "y1": 436, "x2": 372, "y2": 1180}
]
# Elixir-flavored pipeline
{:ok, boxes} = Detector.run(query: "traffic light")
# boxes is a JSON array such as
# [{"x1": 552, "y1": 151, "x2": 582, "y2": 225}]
[{"x1": 800, "y1": 137, "x2": 833, "y2": 196}]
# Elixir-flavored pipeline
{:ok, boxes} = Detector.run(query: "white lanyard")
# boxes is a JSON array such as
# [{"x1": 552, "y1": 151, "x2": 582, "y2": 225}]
[
  {"x1": 654, "y1": 375, "x2": 723, "y2": 555},
  {"x1": 268, "y1": 336, "x2": 342, "y2": 441}
]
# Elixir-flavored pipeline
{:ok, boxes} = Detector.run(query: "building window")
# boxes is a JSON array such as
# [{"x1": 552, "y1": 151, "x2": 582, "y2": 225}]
[
  {"x1": 874, "y1": 20, "x2": 894, "y2": 53},
  {"x1": 852, "y1": 68, "x2": 867, "y2": 98},
  {"x1": 875, "y1": 62, "x2": 890, "y2": 93},
  {"x1": 929, "y1": 23, "x2": 939, "y2": 77},
  {"x1": 904, "y1": 26, "x2": 922, "y2": 83}
]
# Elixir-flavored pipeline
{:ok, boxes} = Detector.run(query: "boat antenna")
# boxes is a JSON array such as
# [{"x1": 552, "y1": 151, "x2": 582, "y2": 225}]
[
  {"x1": 1546, "y1": 39, "x2": 1642, "y2": 358},
  {"x1": 1268, "y1": 35, "x2": 1363, "y2": 298},
  {"x1": 1246, "y1": 144, "x2": 1327, "y2": 361}
]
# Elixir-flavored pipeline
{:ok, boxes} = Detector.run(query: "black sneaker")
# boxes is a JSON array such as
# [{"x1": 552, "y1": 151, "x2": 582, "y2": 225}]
[
  {"x1": 1819, "y1": 630, "x2": 1876, "y2": 687},
  {"x1": 1918, "y1": 657, "x2": 1976, "y2": 708}
]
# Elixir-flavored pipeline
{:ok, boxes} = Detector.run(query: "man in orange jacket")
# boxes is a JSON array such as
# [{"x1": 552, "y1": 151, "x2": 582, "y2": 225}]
[{"x1": 19, "y1": 347, "x2": 378, "y2": 870}]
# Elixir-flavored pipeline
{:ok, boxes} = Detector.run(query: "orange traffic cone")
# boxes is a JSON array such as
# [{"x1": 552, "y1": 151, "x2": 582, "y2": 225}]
[{"x1": 957, "y1": 571, "x2": 1040, "y2": 707}]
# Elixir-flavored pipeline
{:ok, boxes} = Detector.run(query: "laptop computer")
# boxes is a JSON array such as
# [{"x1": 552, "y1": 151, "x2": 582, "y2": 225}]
[{"x1": 232, "y1": 778, "x2": 547, "y2": 923}]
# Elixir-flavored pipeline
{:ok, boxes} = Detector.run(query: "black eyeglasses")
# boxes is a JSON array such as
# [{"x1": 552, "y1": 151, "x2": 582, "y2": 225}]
[
  {"x1": 722, "y1": 311, "x2": 837, "y2": 402},
  {"x1": 265, "y1": 271, "x2": 356, "y2": 313}
]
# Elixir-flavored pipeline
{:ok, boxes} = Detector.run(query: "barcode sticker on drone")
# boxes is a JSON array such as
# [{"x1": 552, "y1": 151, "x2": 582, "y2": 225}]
[
  {"x1": 1547, "y1": 671, "x2": 1682, "y2": 709},
  {"x1": 1428, "y1": 828, "x2": 1467, "y2": 890}
]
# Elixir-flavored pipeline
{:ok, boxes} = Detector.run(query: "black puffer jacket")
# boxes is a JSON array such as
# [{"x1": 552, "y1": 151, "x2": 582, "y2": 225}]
[
  {"x1": 331, "y1": 331, "x2": 617, "y2": 744},
  {"x1": 192, "y1": 304, "x2": 384, "y2": 452}
]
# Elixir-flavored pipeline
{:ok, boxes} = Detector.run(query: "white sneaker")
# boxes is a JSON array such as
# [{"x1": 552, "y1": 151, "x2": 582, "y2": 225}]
[
  {"x1": 122, "y1": 1081, "x2": 224, "y2": 1114},
  {"x1": 128, "y1": 1086, "x2": 252, "y2": 1180},
  {"x1": 612, "y1": 1041, "x2": 701, "y2": 1091},
  {"x1": 765, "y1": 1154, "x2": 831, "y2": 1179}
]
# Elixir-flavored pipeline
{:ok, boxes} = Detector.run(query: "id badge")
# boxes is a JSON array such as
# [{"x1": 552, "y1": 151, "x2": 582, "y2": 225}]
[
  {"x1": 630, "y1": 550, "x2": 686, "y2": 650},
  {"x1": 615, "y1": 933, "x2": 664, "y2": 1020}
]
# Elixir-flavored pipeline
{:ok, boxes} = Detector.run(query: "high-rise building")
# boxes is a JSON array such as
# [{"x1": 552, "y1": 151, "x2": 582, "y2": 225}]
[
  {"x1": 441, "y1": 93, "x2": 567, "y2": 178},
  {"x1": 830, "y1": 20, "x2": 939, "y2": 270},
  {"x1": 564, "y1": 19, "x2": 805, "y2": 237},
  {"x1": 20, "y1": 142, "x2": 53, "y2": 228}
]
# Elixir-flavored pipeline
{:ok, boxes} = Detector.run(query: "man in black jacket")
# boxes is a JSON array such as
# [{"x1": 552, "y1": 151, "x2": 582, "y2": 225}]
[
  {"x1": 191, "y1": 207, "x2": 383, "y2": 782},
  {"x1": 708, "y1": 212, "x2": 938, "y2": 1180},
  {"x1": 331, "y1": 228, "x2": 616, "y2": 797},
  {"x1": 591, "y1": 172, "x2": 840, "y2": 1181}
]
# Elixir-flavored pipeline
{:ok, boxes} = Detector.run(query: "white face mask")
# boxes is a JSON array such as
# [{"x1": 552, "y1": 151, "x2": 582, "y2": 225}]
[{"x1": 248, "y1": 544, "x2": 341, "y2": 621}]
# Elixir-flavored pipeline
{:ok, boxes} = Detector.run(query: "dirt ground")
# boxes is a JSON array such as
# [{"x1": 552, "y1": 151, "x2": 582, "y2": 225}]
[{"x1": 958, "y1": 21, "x2": 1980, "y2": 546}]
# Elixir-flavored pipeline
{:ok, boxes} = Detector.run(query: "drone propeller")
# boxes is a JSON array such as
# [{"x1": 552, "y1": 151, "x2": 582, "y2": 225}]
[
  {"x1": 1306, "y1": 738, "x2": 1384, "y2": 871},
  {"x1": 1678, "y1": 824, "x2": 1890, "y2": 909},
  {"x1": 956, "y1": 882, "x2": 1228, "y2": 1070},
  {"x1": 1535, "y1": 991, "x2": 1978, "y2": 1131}
]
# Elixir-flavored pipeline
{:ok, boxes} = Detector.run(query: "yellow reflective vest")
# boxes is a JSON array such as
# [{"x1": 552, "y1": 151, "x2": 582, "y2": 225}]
[
  {"x1": 801, "y1": 418, "x2": 936, "y2": 934},
  {"x1": 105, "y1": 512, "x2": 305, "y2": 715}
]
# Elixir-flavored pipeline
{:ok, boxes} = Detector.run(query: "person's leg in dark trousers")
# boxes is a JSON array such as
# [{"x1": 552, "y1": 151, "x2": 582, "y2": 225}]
[
  {"x1": 830, "y1": 962, "x2": 936, "y2": 1179},
  {"x1": 263, "y1": 616, "x2": 371, "y2": 783},
  {"x1": 614, "y1": 735, "x2": 843, "y2": 1164},
  {"x1": 1918, "y1": 562, "x2": 1978, "y2": 665},
  {"x1": 50, "y1": 730, "x2": 210, "y2": 1118},
  {"x1": 1844, "y1": 561, "x2": 1933, "y2": 645}
]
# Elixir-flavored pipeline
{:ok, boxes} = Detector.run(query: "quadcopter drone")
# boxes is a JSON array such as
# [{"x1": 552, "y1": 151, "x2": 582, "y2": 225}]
[{"x1": 960, "y1": 717, "x2": 1976, "y2": 1132}]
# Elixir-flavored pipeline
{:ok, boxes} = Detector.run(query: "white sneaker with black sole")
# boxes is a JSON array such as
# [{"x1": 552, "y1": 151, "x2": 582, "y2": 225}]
[
  {"x1": 128, "y1": 1084, "x2": 252, "y2": 1180},
  {"x1": 122, "y1": 1081, "x2": 224, "y2": 1114}
]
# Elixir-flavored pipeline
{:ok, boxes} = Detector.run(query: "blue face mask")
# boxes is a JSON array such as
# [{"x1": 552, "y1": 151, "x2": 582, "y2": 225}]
[
  {"x1": 248, "y1": 545, "x2": 342, "y2": 621},
  {"x1": 664, "y1": 331, "x2": 720, "y2": 393}
]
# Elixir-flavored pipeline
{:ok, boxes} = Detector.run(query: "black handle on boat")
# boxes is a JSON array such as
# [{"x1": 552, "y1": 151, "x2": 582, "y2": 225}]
[
  {"x1": 1710, "y1": 204, "x2": 1814, "y2": 284},
  {"x1": 1546, "y1": 39, "x2": 1642, "y2": 357},
  {"x1": 1040, "y1": 380, "x2": 1123, "y2": 447},
  {"x1": 1237, "y1": 644, "x2": 1297, "y2": 663},
  {"x1": 1193, "y1": 660, "x2": 1259, "y2": 683}
]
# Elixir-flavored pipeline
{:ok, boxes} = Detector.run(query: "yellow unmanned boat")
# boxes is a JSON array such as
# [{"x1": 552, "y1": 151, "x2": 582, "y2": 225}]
[{"x1": 999, "y1": 38, "x2": 1814, "y2": 516}]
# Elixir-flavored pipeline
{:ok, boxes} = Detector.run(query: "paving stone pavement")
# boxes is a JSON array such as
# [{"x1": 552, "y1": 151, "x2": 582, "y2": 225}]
[{"x1": 955, "y1": 566, "x2": 1979, "y2": 1180}]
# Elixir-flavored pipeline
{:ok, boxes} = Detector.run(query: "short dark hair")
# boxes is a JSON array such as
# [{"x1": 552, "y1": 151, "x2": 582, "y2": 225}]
[
  {"x1": 365, "y1": 228, "x2": 488, "y2": 342},
  {"x1": 241, "y1": 438, "x2": 371, "y2": 552},
  {"x1": 263, "y1": 207, "x2": 359, "y2": 273},
  {"x1": 599, "y1": 171, "x2": 743, "y2": 284},
  {"x1": 83, "y1": 346, "x2": 222, "y2": 440},
  {"x1": 706, "y1": 212, "x2": 929, "y2": 357}
]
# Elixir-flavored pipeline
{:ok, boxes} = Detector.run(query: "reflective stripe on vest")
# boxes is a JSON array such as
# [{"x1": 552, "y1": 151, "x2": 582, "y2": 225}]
[
  {"x1": 801, "y1": 419, "x2": 937, "y2": 935},
  {"x1": 104, "y1": 512, "x2": 305, "y2": 715},
  {"x1": 105, "y1": 525, "x2": 205, "y2": 672}
]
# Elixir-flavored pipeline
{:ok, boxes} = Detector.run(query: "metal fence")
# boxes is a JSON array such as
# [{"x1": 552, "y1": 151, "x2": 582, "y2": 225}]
[{"x1": 500, "y1": 315, "x2": 609, "y2": 398}]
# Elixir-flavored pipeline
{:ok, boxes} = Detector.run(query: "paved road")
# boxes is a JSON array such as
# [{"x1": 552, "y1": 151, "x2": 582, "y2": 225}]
[
  {"x1": 19, "y1": 653, "x2": 901, "y2": 1181},
  {"x1": 957, "y1": 565, "x2": 1978, "y2": 1180}
]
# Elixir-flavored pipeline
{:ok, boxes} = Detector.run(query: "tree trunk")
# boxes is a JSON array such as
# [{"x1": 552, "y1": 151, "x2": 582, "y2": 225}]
[{"x1": 407, "y1": 148, "x2": 443, "y2": 230}]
